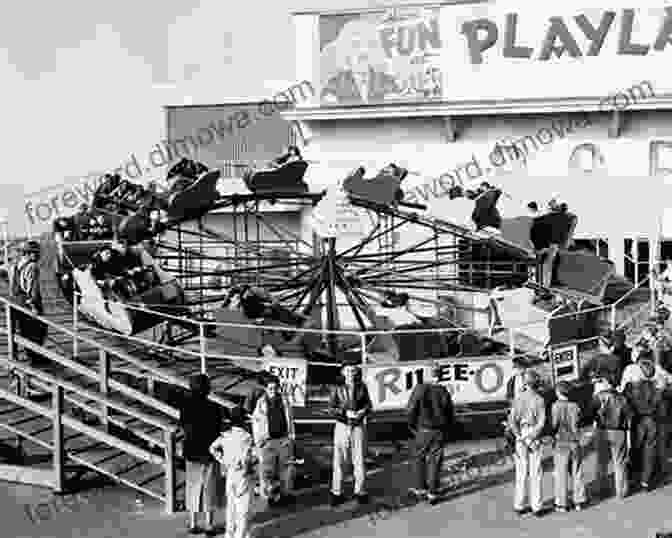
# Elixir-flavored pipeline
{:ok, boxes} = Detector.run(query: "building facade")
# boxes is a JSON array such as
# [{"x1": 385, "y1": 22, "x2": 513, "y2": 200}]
[{"x1": 283, "y1": 3, "x2": 672, "y2": 286}]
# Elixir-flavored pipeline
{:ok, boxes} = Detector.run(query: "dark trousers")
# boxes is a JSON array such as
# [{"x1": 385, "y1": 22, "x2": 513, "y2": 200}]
[
  {"x1": 10, "y1": 308, "x2": 47, "y2": 362},
  {"x1": 414, "y1": 428, "x2": 445, "y2": 494},
  {"x1": 634, "y1": 415, "x2": 658, "y2": 485},
  {"x1": 657, "y1": 419, "x2": 671, "y2": 479}
]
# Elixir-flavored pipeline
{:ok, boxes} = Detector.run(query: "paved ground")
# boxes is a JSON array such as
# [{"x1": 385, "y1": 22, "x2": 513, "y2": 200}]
[{"x1": 4, "y1": 435, "x2": 672, "y2": 538}]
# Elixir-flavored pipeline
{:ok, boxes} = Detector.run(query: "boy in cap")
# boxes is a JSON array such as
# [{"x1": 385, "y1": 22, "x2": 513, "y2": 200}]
[
  {"x1": 551, "y1": 381, "x2": 586, "y2": 511},
  {"x1": 210, "y1": 406, "x2": 256, "y2": 538},
  {"x1": 622, "y1": 352, "x2": 661, "y2": 491},
  {"x1": 591, "y1": 376, "x2": 633, "y2": 498}
]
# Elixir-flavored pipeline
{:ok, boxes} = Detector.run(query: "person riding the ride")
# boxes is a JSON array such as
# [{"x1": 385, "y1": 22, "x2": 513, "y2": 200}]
[
  {"x1": 271, "y1": 146, "x2": 303, "y2": 168},
  {"x1": 91, "y1": 244, "x2": 154, "y2": 300},
  {"x1": 166, "y1": 158, "x2": 210, "y2": 193}
]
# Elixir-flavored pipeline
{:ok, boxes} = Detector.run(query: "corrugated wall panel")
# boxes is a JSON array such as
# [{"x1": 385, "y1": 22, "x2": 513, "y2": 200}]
[{"x1": 165, "y1": 103, "x2": 295, "y2": 176}]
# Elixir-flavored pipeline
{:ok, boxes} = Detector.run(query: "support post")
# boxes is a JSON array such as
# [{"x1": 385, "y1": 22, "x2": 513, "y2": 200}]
[
  {"x1": 52, "y1": 384, "x2": 65, "y2": 493},
  {"x1": 199, "y1": 323, "x2": 207, "y2": 375},
  {"x1": 325, "y1": 238, "x2": 338, "y2": 359},
  {"x1": 1, "y1": 221, "x2": 8, "y2": 268},
  {"x1": 360, "y1": 333, "x2": 367, "y2": 366},
  {"x1": 548, "y1": 346, "x2": 557, "y2": 387},
  {"x1": 608, "y1": 109, "x2": 623, "y2": 138},
  {"x1": 99, "y1": 349, "x2": 109, "y2": 431},
  {"x1": 72, "y1": 293, "x2": 79, "y2": 358},
  {"x1": 508, "y1": 328, "x2": 515, "y2": 357},
  {"x1": 441, "y1": 116, "x2": 458, "y2": 142},
  {"x1": 164, "y1": 428, "x2": 177, "y2": 514},
  {"x1": 610, "y1": 304, "x2": 617, "y2": 332},
  {"x1": 651, "y1": 237, "x2": 659, "y2": 315},
  {"x1": 6, "y1": 301, "x2": 14, "y2": 362}
]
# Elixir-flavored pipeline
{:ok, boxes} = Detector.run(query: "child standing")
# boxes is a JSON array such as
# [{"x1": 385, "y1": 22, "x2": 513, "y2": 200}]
[
  {"x1": 210, "y1": 406, "x2": 257, "y2": 538},
  {"x1": 551, "y1": 381, "x2": 587, "y2": 512}
]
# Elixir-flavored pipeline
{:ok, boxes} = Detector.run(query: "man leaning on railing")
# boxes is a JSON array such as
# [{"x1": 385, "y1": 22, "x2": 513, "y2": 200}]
[{"x1": 8, "y1": 241, "x2": 49, "y2": 398}]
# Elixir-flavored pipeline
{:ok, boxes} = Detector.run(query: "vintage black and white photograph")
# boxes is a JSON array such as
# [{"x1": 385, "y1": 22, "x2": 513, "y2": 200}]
[{"x1": 1, "y1": 2, "x2": 672, "y2": 537}]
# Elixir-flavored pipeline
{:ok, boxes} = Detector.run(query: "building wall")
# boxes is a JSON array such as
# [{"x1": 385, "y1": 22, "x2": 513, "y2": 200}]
[
  {"x1": 289, "y1": 4, "x2": 672, "y2": 282},
  {"x1": 165, "y1": 103, "x2": 297, "y2": 177}
]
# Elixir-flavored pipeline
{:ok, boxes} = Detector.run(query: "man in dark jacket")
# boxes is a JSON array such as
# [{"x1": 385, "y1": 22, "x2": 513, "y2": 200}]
[
  {"x1": 9, "y1": 241, "x2": 48, "y2": 398},
  {"x1": 531, "y1": 199, "x2": 577, "y2": 287},
  {"x1": 9, "y1": 241, "x2": 47, "y2": 364},
  {"x1": 590, "y1": 377, "x2": 633, "y2": 498},
  {"x1": 623, "y1": 354, "x2": 661, "y2": 491},
  {"x1": 328, "y1": 364, "x2": 373, "y2": 507},
  {"x1": 179, "y1": 374, "x2": 225, "y2": 535},
  {"x1": 610, "y1": 330, "x2": 633, "y2": 384},
  {"x1": 471, "y1": 182, "x2": 502, "y2": 231},
  {"x1": 407, "y1": 362, "x2": 455, "y2": 504}
]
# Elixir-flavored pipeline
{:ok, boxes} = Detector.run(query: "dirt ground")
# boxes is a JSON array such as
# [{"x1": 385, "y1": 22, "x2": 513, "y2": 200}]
[{"x1": 7, "y1": 432, "x2": 672, "y2": 538}]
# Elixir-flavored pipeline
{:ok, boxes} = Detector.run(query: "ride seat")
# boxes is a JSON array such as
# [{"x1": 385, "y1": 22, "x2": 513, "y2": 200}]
[{"x1": 342, "y1": 164, "x2": 407, "y2": 206}]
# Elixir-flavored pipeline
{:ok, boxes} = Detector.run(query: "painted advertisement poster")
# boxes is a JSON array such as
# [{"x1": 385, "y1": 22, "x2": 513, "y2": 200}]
[
  {"x1": 363, "y1": 357, "x2": 513, "y2": 411},
  {"x1": 319, "y1": 7, "x2": 443, "y2": 105}
]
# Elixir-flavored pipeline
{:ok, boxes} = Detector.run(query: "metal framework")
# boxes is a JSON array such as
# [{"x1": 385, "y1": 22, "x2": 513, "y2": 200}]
[{"x1": 147, "y1": 192, "x2": 536, "y2": 356}]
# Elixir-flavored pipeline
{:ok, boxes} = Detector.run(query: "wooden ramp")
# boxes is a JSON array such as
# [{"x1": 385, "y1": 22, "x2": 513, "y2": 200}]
[{"x1": 0, "y1": 296, "x2": 268, "y2": 511}]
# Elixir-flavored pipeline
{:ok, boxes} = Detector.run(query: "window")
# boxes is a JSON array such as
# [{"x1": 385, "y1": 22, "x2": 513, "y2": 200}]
[
  {"x1": 572, "y1": 238, "x2": 608, "y2": 259},
  {"x1": 624, "y1": 238, "x2": 651, "y2": 286}
]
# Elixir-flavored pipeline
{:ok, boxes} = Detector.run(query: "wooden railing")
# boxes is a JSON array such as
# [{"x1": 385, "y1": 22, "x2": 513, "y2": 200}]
[{"x1": 0, "y1": 344, "x2": 179, "y2": 513}]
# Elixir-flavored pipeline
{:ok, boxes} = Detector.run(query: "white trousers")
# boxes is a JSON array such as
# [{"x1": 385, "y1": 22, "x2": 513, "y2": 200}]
[
  {"x1": 514, "y1": 440, "x2": 544, "y2": 512},
  {"x1": 225, "y1": 474, "x2": 253, "y2": 538},
  {"x1": 332, "y1": 422, "x2": 366, "y2": 496}
]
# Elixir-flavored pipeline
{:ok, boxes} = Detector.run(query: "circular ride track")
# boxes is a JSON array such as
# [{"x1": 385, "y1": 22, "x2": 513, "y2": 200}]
[{"x1": 52, "y1": 156, "x2": 538, "y2": 390}]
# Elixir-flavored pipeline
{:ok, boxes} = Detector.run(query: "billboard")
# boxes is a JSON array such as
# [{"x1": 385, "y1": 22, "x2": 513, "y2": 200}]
[
  {"x1": 318, "y1": 6, "x2": 444, "y2": 105},
  {"x1": 306, "y1": 7, "x2": 672, "y2": 105},
  {"x1": 439, "y1": 5, "x2": 672, "y2": 102}
]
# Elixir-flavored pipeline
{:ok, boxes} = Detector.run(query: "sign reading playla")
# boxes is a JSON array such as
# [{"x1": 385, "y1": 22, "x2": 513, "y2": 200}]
[{"x1": 462, "y1": 8, "x2": 672, "y2": 64}]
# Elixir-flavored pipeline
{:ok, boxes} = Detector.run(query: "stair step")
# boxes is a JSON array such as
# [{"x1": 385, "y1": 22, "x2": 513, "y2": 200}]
[{"x1": 8, "y1": 414, "x2": 49, "y2": 428}]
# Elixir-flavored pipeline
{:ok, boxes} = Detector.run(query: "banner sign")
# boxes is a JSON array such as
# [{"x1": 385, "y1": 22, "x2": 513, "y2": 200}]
[
  {"x1": 263, "y1": 357, "x2": 308, "y2": 407},
  {"x1": 310, "y1": 7, "x2": 672, "y2": 104},
  {"x1": 318, "y1": 6, "x2": 443, "y2": 105},
  {"x1": 550, "y1": 344, "x2": 580, "y2": 382},
  {"x1": 363, "y1": 357, "x2": 513, "y2": 410}
]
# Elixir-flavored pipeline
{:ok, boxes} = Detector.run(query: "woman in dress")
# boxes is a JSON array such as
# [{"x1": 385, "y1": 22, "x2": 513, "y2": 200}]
[{"x1": 179, "y1": 374, "x2": 226, "y2": 536}]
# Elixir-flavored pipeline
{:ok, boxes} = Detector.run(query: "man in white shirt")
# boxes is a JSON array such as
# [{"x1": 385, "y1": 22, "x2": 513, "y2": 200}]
[{"x1": 620, "y1": 349, "x2": 672, "y2": 392}]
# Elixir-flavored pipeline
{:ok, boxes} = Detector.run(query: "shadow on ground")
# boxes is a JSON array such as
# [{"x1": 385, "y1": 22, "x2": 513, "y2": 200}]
[{"x1": 252, "y1": 436, "x2": 646, "y2": 538}]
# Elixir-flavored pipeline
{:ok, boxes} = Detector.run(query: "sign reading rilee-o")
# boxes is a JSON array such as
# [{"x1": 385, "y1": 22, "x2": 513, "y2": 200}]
[
  {"x1": 263, "y1": 358, "x2": 308, "y2": 407},
  {"x1": 363, "y1": 357, "x2": 513, "y2": 410}
]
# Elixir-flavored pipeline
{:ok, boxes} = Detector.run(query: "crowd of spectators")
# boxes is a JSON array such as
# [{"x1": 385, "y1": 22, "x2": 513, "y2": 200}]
[{"x1": 507, "y1": 314, "x2": 672, "y2": 517}]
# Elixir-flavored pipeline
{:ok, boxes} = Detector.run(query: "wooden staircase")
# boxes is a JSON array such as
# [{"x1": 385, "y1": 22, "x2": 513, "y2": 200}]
[{"x1": 0, "y1": 296, "x2": 268, "y2": 512}]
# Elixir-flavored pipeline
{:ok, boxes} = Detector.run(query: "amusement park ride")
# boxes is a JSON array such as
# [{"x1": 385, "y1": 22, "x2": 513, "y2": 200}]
[{"x1": 49, "y1": 148, "x2": 624, "y2": 409}]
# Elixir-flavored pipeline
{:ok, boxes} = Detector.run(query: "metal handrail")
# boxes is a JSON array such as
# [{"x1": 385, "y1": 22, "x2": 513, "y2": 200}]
[
  {"x1": 0, "y1": 296, "x2": 233, "y2": 409},
  {"x1": 62, "y1": 268, "x2": 655, "y2": 377}
]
